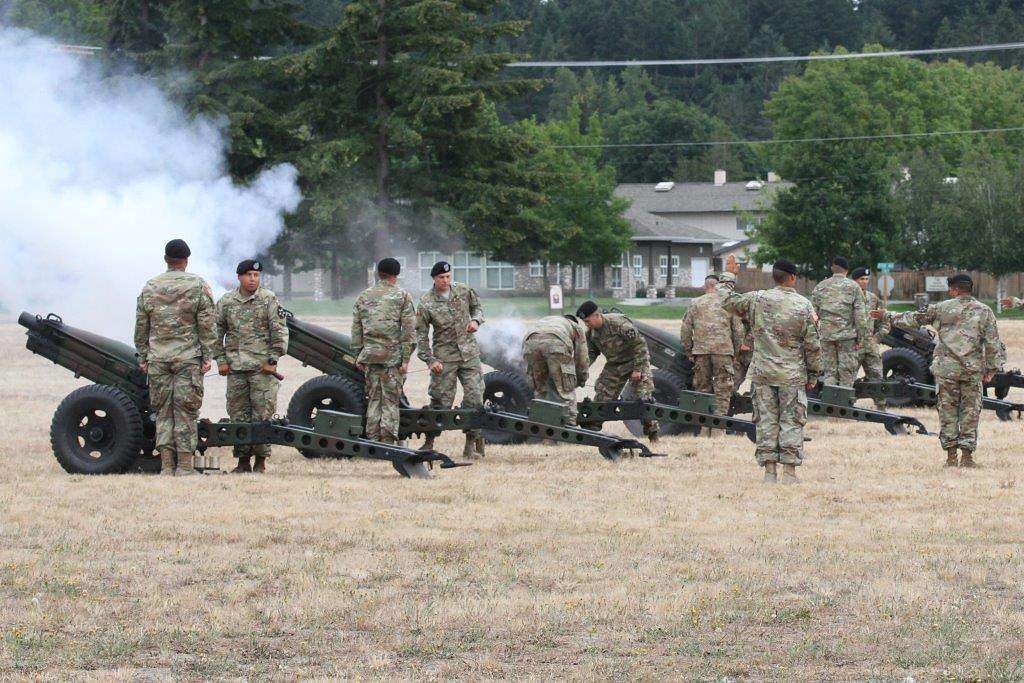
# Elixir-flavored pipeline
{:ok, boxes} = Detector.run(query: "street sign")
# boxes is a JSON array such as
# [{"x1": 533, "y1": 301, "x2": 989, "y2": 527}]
[
  {"x1": 549, "y1": 284, "x2": 564, "y2": 311},
  {"x1": 876, "y1": 262, "x2": 895, "y2": 273},
  {"x1": 878, "y1": 274, "x2": 895, "y2": 297},
  {"x1": 925, "y1": 276, "x2": 948, "y2": 293}
]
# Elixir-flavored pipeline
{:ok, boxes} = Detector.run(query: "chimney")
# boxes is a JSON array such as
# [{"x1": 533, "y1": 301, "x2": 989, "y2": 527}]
[
  {"x1": 767, "y1": 171, "x2": 781, "y2": 183},
  {"x1": 714, "y1": 169, "x2": 727, "y2": 186}
]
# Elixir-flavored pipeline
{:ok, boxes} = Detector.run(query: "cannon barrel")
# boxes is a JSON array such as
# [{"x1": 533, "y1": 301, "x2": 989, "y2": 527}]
[
  {"x1": 284, "y1": 313, "x2": 364, "y2": 385},
  {"x1": 630, "y1": 318, "x2": 694, "y2": 378}
]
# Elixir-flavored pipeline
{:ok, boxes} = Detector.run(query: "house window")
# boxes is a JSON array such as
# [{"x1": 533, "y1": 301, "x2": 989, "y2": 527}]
[
  {"x1": 486, "y1": 259, "x2": 515, "y2": 290},
  {"x1": 671, "y1": 255, "x2": 680, "y2": 278},
  {"x1": 610, "y1": 253, "x2": 625, "y2": 289},
  {"x1": 659, "y1": 255, "x2": 668, "y2": 278},
  {"x1": 632, "y1": 254, "x2": 643, "y2": 278},
  {"x1": 573, "y1": 265, "x2": 590, "y2": 289},
  {"x1": 453, "y1": 251, "x2": 484, "y2": 288},
  {"x1": 529, "y1": 261, "x2": 544, "y2": 278}
]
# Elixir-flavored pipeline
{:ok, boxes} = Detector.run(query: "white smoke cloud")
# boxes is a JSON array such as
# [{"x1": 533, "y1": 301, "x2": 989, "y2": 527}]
[{"x1": 0, "y1": 29, "x2": 301, "y2": 339}]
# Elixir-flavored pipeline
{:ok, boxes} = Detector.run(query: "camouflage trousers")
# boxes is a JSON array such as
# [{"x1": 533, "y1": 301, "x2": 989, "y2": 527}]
[
  {"x1": 148, "y1": 360, "x2": 203, "y2": 455},
  {"x1": 429, "y1": 358, "x2": 484, "y2": 436},
  {"x1": 858, "y1": 345, "x2": 886, "y2": 410},
  {"x1": 523, "y1": 334, "x2": 578, "y2": 426},
  {"x1": 594, "y1": 361, "x2": 658, "y2": 435},
  {"x1": 935, "y1": 374, "x2": 983, "y2": 451},
  {"x1": 821, "y1": 339, "x2": 860, "y2": 387},
  {"x1": 693, "y1": 354, "x2": 736, "y2": 415},
  {"x1": 364, "y1": 364, "x2": 405, "y2": 442},
  {"x1": 750, "y1": 384, "x2": 807, "y2": 466},
  {"x1": 734, "y1": 350, "x2": 752, "y2": 393},
  {"x1": 227, "y1": 371, "x2": 279, "y2": 458}
]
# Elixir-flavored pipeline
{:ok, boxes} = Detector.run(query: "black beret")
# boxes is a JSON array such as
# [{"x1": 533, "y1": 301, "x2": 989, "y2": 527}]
[
  {"x1": 832, "y1": 256, "x2": 849, "y2": 270},
  {"x1": 430, "y1": 261, "x2": 451, "y2": 278},
  {"x1": 576, "y1": 300, "x2": 599, "y2": 319},
  {"x1": 850, "y1": 267, "x2": 870, "y2": 279},
  {"x1": 236, "y1": 259, "x2": 262, "y2": 275},
  {"x1": 165, "y1": 239, "x2": 191, "y2": 259},
  {"x1": 377, "y1": 257, "x2": 401, "y2": 276},
  {"x1": 773, "y1": 259, "x2": 798, "y2": 276},
  {"x1": 947, "y1": 273, "x2": 973, "y2": 288}
]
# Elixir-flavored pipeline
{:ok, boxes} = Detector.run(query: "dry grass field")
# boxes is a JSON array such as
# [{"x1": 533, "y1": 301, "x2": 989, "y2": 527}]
[{"x1": 3, "y1": 314, "x2": 1024, "y2": 680}]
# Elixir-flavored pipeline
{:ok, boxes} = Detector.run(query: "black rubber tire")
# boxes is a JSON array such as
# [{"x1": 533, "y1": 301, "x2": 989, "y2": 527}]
[
  {"x1": 482, "y1": 370, "x2": 534, "y2": 445},
  {"x1": 286, "y1": 375, "x2": 366, "y2": 458},
  {"x1": 882, "y1": 347, "x2": 931, "y2": 407},
  {"x1": 649, "y1": 368, "x2": 695, "y2": 436},
  {"x1": 50, "y1": 385, "x2": 144, "y2": 474}
]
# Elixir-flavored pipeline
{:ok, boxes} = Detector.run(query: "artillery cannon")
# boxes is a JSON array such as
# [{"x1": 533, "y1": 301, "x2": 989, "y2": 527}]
[
  {"x1": 880, "y1": 324, "x2": 1024, "y2": 402},
  {"x1": 19, "y1": 312, "x2": 467, "y2": 478}
]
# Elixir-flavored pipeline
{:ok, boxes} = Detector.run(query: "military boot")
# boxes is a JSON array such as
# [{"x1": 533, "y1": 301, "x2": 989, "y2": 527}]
[
  {"x1": 420, "y1": 433, "x2": 436, "y2": 451},
  {"x1": 959, "y1": 448, "x2": 976, "y2": 468},
  {"x1": 763, "y1": 462, "x2": 777, "y2": 484},
  {"x1": 175, "y1": 452, "x2": 199, "y2": 477},
  {"x1": 644, "y1": 422, "x2": 660, "y2": 444},
  {"x1": 462, "y1": 433, "x2": 481, "y2": 459},
  {"x1": 781, "y1": 464, "x2": 799, "y2": 485},
  {"x1": 474, "y1": 434, "x2": 486, "y2": 458},
  {"x1": 232, "y1": 457, "x2": 252, "y2": 473},
  {"x1": 159, "y1": 448, "x2": 175, "y2": 476},
  {"x1": 945, "y1": 448, "x2": 959, "y2": 467},
  {"x1": 252, "y1": 456, "x2": 267, "y2": 473}
]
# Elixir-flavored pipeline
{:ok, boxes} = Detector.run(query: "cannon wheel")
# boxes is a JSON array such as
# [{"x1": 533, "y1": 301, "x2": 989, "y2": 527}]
[
  {"x1": 286, "y1": 375, "x2": 366, "y2": 458},
  {"x1": 50, "y1": 385, "x2": 144, "y2": 474},
  {"x1": 622, "y1": 368, "x2": 695, "y2": 437},
  {"x1": 482, "y1": 370, "x2": 533, "y2": 445},
  {"x1": 882, "y1": 348, "x2": 931, "y2": 407}
]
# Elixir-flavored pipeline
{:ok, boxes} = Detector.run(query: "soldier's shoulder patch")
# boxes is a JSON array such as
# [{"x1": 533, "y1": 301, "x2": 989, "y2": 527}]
[{"x1": 203, "y1": 282, "x2": 213, "y2": 299}]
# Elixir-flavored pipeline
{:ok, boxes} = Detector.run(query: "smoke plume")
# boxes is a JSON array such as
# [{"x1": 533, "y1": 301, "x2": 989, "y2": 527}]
[{"x1": 0, "y1": 29, "x2": 301, "y2": 339}]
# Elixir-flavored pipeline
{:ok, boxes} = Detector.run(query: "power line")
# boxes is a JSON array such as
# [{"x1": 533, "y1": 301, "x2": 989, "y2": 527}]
[
  {"x1": 553, "y1": 125, "x2": 1024, "y2": 150},
  {"x1": 508, "y1": 41, "x2": 1024, "y2": 68}
]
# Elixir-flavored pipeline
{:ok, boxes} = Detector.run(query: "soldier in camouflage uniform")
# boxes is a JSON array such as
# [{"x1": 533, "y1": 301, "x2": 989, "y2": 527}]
[
  {"x1": 576, "y1": 301, "x2": 659, "y2": 441},
  {"x1": 521, "y1": 315, "x2": 590, "y2": 426},
  {"x1": 679, "y1": 274, "x2": 746, "y2": 420},
  {"x1": 810, "y1": 257, "x2": 870, "y2": 387},
  {"x1": 213, "y1": 259, "x2": 289, "y2": 474},
  {"x1": 416, "y1": 261, "x2": 486, "y2": 458},
  {"x1": 851, "y1": 267, "x2": 889, "y2": 409},
  {"x1": 351, "y1": 258, "x2": 416, "y2": 444},
  {"x1": 719, "y1": 273, "x2": 754, "y2": 393},
  {"x1": 134, "y1": 239, "x2": 217, "y2": 476},
  {"x1": 721, "y1": 256, "x2": 823, "y2": 484},
  {"x1": 876, "y1": 273, "x2": 1004, "y2": 467}
]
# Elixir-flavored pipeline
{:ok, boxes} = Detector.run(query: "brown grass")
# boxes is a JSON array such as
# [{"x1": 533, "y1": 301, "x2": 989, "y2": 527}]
[{"x1": 3, "y1": 316, "x2": 1024, "y2": 680}]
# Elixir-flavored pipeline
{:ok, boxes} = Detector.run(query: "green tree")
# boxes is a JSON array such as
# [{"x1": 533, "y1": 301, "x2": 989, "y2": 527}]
[{"x1": 4, "y1": 0, "x2": 111, "y2": 43}]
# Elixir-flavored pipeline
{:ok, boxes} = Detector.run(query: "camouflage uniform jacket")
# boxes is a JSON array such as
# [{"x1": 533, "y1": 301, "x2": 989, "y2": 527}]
[
  {"x1": 134, "y1": 269, "x2": 217, "y2": 365},
  {"x1": 889, "y1": 296, "x2": 1004, "y2": 379},
  {"x1": 416, "y1": 283, "x2": 485, "y2": 365},
  {"x1": 679, "y1": 290, "x2": 746, "y2": 356},
  {"x1": 525, "y1": 316, "x2": 590, "y2": 384},
  {"x1": 351, "y1": 281, "x2": 416, "y2": 367},
  {"x1": 719, "y1": 282, "x2": 824, "y2": 387},
  {"x1": 587, "y1": 313, "x2": 649, "y2": 370},
  {"x1": 863, "y1": 290, "x2": 891, "y2": 349},
  {"x1": 212, "y1": 287, "x2": 289, "y2": 371},
  {"x1": 811, "y1": 274, "x2": 870, "y2": 343}
]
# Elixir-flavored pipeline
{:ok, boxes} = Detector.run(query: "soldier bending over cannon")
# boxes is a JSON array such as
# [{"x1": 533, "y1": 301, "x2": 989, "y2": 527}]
[{"x1": 521, "y1": 315, "x2": 590, "y2": 427}]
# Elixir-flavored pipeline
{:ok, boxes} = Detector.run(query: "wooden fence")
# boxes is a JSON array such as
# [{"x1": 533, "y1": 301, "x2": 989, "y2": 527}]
[{"x1": 735, "y1": 269, "x2": 1024, "y2": 301}]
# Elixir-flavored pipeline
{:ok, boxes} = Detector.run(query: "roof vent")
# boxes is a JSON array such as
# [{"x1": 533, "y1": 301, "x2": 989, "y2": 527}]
[
  {"x1": 654, "y1": 181, "x2": 675, "y2": 192},
  {"x1": 745, "y1": 180, "x2": 765, "y2": 191}
]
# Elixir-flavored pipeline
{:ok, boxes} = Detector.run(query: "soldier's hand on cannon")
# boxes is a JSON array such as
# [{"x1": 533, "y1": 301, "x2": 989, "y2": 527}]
[
  {"x1": 356, "y1": 362, "x2": 365, "y2": 372},
  {"x1": 869, "y1": 309, "x2": 886, "y2": 320},
  {"x1": 467, "y1": 320, "x2": 479, "y2": 333},
  {"x1": 400, "y1": 362, "x2": 409, "y2": 375},
  {"x1": 429, "y1": 361, "x2": 444, "y2": 374},
  {"x1": 139, "y1": 362, "x2": 148, "y2": 373},
  {"x1": 630, "y1": 370, "x2": 642, "y2": 382},
  {"x1": 740, "y1": 344, "x2": 751, "y2": 352},
  {"x1": 725, "y1": 255, "x2": 740, "y2": 275},
  {"x1": 984, "y1": 371, "x2": 996, "y2": 384},
  {"x1": 1001, "y1": 298, "x2": 1014, "y2": 309},
  {"x1": 805, "y1": 379, "x2": 817, "y2": 392},
  {"x1": 201, "y1": 359, "x2": 212, "y2": 373},
  {"x1": 218, "y1": 363, "x2": 230, "y2": 376}
]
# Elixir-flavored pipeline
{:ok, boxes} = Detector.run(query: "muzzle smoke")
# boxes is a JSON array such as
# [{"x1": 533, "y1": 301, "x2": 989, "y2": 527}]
[{"x1": 0, "y1": 29, "x2": 301, "y2": 339}]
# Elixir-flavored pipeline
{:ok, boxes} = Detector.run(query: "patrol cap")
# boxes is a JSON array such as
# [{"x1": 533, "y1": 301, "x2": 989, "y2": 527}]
[
  {"x1": 832, "y1": 256, "x2": 849, "y2": 270},
  {"x1": 576, "y1": 300, "x2": 599, "y2": 319},
  {"x1": 947, "y1": 273, "x2": 973, "y2": 289},
  {"x1": 773, "y1": 259, "x2": 798, "y2": 276},
  {"x1": 850, "y1": 267, "x2": 870, "y2": 279},
  {"x1": 718, "y1": 272, "x2": 736, "y2": 284},
  {"x1": 430, "y1": 261, "x2": 451, "y2": 278},
  {"x1": 705, "y1": 273, "x2": 720, "y2": 283},
  {"x1": 377, "y1": 257, "x2": 401, "y2": 276},
  {"x1": 236, "y1": 259, "x2": 262, "y2": 275},
  {"x1": 165, "y1": 239, "x2": 191, "y2": 259}
]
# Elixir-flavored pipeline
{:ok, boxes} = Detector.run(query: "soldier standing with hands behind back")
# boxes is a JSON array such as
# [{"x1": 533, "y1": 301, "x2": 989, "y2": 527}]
[
  {"x1": 134, "y1": 239, "x2": 217, "y2": 476},
  {"x1": 351, "y1": 258, "x2": 416, "y2": 445},
  {"x1": 416, "y1": 261, "x2": 486, "y2": 459},
  {"x1": 851, "y1": 267, "x2": 889, "y2": 409},
  {"x1": 811, "y1": 257, "x2": 870, "y2": 387},
  {"x1": 213, "y1": 259, "x2": 289, "y2": 474}
]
